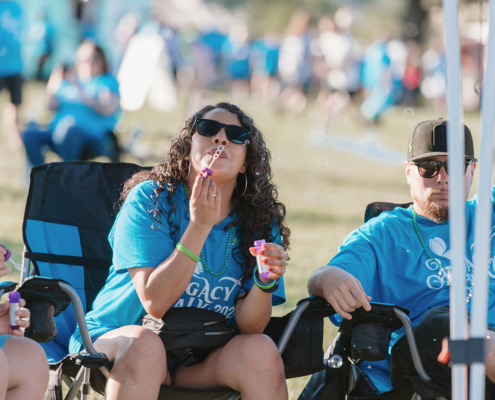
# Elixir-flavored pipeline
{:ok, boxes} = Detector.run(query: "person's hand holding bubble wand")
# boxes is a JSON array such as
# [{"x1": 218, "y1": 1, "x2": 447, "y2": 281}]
[{"x1": 0, "y1": 245, "x2": 25, "y2": 276}]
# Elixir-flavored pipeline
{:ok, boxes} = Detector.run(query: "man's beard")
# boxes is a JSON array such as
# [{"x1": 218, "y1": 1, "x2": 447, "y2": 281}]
[{"x1": 413, "y1": 194, "x2": 449, "y2": 223}]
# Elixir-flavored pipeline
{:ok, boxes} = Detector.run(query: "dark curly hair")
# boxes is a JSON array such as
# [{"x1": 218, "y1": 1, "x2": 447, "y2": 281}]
[{"x1": 120, "y1": 102, "x2": 290, "y2": 298}]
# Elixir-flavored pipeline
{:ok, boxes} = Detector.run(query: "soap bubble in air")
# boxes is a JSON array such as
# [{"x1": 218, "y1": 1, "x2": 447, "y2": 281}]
[
  {"x1": 116, "y1": 121, "x2": 129, "y2": 133},
  {"x1": 313, "y1": 127, "x2": 324, "y2": 138},
  {"x1": 328, "y1": 355, "x2": 343, "y2": 368},
  {"x1": 309, "y1": 121, "x2": 319, "y2": 128},
  {"x1": 296, "y1": 130, "x2": 306, "y2": 139},
  {"x1": 318, "y1": 157, "x2": 329, "y2": 168},
  {"x1": 310, "y1": 112, "x2": 319, "y2": 121},
  {"x1": 404, "y1": 108, "x2": 415, "y2": 119}
]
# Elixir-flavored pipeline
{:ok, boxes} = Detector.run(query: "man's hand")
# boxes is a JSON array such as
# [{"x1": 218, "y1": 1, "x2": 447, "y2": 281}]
[
  {"x1": 0, "y1": 299, "x2": 30, "y2": 336},
  {"x1": 316, "y1": 266, "x2": 372, "y2": 320}
]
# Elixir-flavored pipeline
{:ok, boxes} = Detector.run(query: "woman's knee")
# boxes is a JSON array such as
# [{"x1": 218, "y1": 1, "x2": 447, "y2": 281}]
[
  {"x1": 112, "y1": 328, "x2": 167, "y2": 381},
  {"x1": 234, "y1": 334, "x2": 284, "y2": 378},
  {"x1": 3, "y1": 337, "x2": 49, "y2": 388}
]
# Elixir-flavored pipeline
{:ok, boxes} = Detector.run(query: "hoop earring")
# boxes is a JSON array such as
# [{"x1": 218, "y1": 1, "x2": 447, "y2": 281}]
[{"x1": 236, "y1": 173, "x2": 248, "y2": 197}]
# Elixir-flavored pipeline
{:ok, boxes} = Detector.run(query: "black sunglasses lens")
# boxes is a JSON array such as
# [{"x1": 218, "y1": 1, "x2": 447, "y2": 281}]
[
  {"x1": 197, "y1": 120, "x2": 221, "y2": 137},
  {"x1": 225, "y1": 125, "x2": 250, "y2": 144},
  {"x1": 418, "y1": 161, "x2": 439, "y2": 178}
]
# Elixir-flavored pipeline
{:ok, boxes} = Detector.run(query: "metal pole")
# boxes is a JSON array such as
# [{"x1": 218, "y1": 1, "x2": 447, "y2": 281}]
[
  {"x1": 442, "y1": 1, "x2": 468, "y2": 399},
  {"x1": 20, "y1": 246, "x2": 30, "y2": 283},
  {"x1": 469, "y1": 0, "x2": 495, "y2": 398}
]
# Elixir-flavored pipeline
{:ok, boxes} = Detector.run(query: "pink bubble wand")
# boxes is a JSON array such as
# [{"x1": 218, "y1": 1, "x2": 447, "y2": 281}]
[{"x1": 202, "y1": 145, "x2": 225, "y2": 180}]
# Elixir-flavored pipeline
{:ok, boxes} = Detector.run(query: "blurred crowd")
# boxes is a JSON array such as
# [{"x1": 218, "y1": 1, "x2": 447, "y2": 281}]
[{"x1": 0, "y1": 0, "x2": 486, "y2": 164}]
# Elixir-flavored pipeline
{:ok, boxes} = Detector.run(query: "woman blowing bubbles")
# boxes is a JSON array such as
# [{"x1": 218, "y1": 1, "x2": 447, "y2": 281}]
[{"x1": 69, "y1": 103, "x2": 290, "y2": 400}]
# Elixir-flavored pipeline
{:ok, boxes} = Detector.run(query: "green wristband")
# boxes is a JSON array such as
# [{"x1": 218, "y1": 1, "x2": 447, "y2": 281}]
[
  {"x1": 176, "y1": 243, "x2": 200, "y2": 263},
  {"x1": 253, "y1": 266, "x2": 277, "y2": 291}
]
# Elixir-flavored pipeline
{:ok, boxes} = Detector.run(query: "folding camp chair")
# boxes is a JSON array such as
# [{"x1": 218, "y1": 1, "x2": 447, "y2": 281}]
[
  {"x1": 13, "y1": 161, "x2": 337, "y2": 400},
  {"x1": 299, "y1": 202, "x2": 449, "y2": 400}
]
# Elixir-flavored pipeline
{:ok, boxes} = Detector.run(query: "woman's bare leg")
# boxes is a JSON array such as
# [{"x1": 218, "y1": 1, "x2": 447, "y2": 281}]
[
  {"x1": 0, "y1": 349, "x2": 8, "y2": 400},
  {"x1": 92, "y1": 325, "x2": 169, "y2": 400},
  {"x1": 174, "y1": 334, "x2": 287, "y2": 400},
  {"x1": 3, "y1": 336, "x2": 49, "y2": 400}
]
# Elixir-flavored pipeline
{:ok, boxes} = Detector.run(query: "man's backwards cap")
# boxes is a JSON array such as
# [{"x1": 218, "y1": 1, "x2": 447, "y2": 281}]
[{"x1": 407, "y1": 118, "x2": 477, "y2": 162}]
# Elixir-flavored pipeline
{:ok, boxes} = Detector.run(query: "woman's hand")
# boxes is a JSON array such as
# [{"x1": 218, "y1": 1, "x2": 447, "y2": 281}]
[
  {"x1": 249, "y1": 242, "x2": 288, "y2": 284},
  {"x1": 188, "y1": 175, "x2": 221, "y2": 231},
  {"x1": 0, "y1": 299, "x2": 30, "y2": 337},
  {"x1": 0, "y1": 246, "x2": 12, "y2": 278}
]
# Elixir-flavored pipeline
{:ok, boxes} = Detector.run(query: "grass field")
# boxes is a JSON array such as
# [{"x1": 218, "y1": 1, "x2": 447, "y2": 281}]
[{"x1": 0, "y1": 82, "x2": 485, "y2": 398}]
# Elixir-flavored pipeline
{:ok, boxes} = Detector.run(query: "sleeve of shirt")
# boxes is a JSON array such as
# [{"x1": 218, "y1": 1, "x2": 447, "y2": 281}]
[
  {"x1": 101, "y1": 74, "x2": 120, "y2": 96},
  {"x1": 327, "y1": 228, "x2": 379, "y2": 300},
  {"x1": 111, "y1": 184, "x2": 174, "y2": 273},
  {"x1": 242, "y1": 225, "x2": 287, "y2": 306}
]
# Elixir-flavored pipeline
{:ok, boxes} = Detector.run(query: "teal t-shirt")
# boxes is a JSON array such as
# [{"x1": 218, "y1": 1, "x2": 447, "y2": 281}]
[
  {"x1": 51, "y1": 73, "x2": 120, "y2": 139},
  {"x1": 329, "y1": 186, "x2": 495, "y2": 392},
  {"x1": 69, "y1": 181, "x2": 286, "y2": 353},
  {"x1": 0, "y1": 1, "x2": 23, "y2": 77}
]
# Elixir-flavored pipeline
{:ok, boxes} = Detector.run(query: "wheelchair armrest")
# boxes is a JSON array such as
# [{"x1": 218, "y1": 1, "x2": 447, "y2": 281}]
[
  {"x1": 296, "y1": 296, "x2": 336, "y2": 318},
  {"x1": 0, "y1": 281, "x2": 18, "y2": 297},
  {"x1": 339, "y1": 302, "x2": 410, "y2": 337},
  {"x1": 339, "y1": 303, "x2": 410, "y2": 362},
  {"x1": 339, "y1": 303, "x2": 432, "y2": 382}
]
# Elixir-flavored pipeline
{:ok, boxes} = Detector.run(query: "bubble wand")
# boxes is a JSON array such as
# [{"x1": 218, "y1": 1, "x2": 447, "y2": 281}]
[{"x1": 202, "y1": 145, "x2": 225, "y2": 180}]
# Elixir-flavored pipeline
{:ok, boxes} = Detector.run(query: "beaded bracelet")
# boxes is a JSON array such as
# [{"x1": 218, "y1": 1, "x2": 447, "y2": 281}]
[
  {"x1": 253, "y1": 266, "x2": 279, "y2": 293},
  {"x1": 176, "y1": 243, "x2": 200, "y2": 263}
]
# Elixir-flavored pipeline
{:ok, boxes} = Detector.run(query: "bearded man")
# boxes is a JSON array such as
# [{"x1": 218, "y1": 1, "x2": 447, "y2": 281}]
[{"x1": 305, "y1": 119, "x2": 495, "y2": 398}]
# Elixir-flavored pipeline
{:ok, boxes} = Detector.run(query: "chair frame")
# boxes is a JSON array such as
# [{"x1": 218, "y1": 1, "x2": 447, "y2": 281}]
[{"x1": 16, "y1": 251, "x2": 316, "y2": 400}]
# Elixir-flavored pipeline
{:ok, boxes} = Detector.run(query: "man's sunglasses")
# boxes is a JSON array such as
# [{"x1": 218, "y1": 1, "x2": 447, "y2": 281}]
[
  {"x1": 193, "y1": 119, "x2": 250, "y2": 144},
  {"x1": 410, "y1": 159, "x2": 474, "y2": 179}
]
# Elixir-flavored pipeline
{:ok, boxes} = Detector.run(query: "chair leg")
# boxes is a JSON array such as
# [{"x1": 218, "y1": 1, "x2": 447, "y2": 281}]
[
  {"x1": 62, "y1": 375, "x2": 81, "y2": 400},
  {"x1": 65, "y1": 367, "x2": 85, "y2": 400},
  {"x1": 81, "y1": 368, "x2": 91, "y2": 400}
]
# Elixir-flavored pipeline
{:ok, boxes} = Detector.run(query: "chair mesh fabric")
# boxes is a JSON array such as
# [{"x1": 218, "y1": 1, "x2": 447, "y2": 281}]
[{"x1": 23, "y1": 162, "x2": 147, "y2": 362}]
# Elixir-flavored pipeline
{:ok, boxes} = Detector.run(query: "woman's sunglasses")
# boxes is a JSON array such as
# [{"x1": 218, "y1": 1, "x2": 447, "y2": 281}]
[
  {"x1": 194, "y1": 119, "x2": 250, "y2": 145},
  {"x1": 410, "y1": 159, "x2": 474, "y2": 179}
]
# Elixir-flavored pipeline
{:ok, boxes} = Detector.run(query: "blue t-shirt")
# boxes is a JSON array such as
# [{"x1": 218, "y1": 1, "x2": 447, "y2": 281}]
[
  {"x1": 329, "y1": 186, "x2": 495, "y2": 392},
  {"x1": 51, "y1": 73, "x2": 120, "y2": 139},
  {"x1": 69, "y1": 181, "x2": 286, "y2": 353},
  {"x1": 251, "y1": 38, "x2": 279, "y2": 76},
  {"x1": 222, "y1": 39, "x2": 250, "y2": 80},
  {"x1": 0, "y1": 1, "x2": 23, "y2": 77}
]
